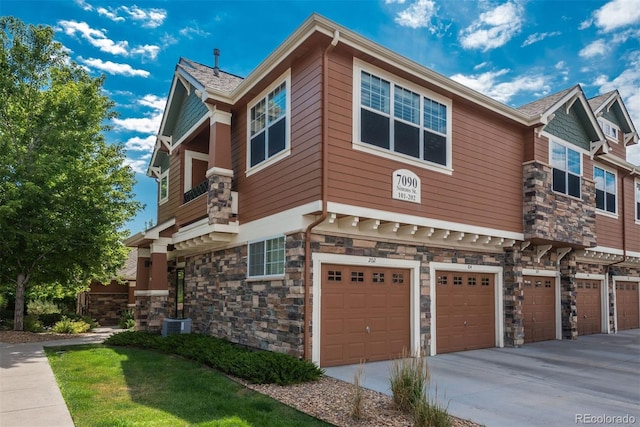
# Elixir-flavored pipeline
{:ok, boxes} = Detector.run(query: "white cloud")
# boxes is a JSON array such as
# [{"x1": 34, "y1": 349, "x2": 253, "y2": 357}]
[
  {"x1": 459, "y1": 1, "x2": 523, "y2": 51},
  {"x1": 393, "y1": 0, "x2": 438, "y2": 31},
  {"x1": 113, "y1": 111, "x2": 163, "y2": 134},
  {"x1": 97, "y1": 7, "x2": 125, "y2": 22},
  {"x1": 386, "y1": 0, "x2": 407, "y2": 3},
  {"x1": 56, "y1": 20, "x2": 160, "y2": 60},
  {"x1": 124, "y1": 135, "x2": 156, "y2": 152},
  {"x1": 450, "y1": 69, "x2": 549, "y2": 103},
  {"x1": 578, "y1": 19, "x2": 593, "y2": 30},
  {"x1": 590, "y1": 51, "x2": 640, "y2": 164},
  {"x1": 138, "y1": 94, "x2": 166, "y2": 111},
  {"x1": 593, "y1": 0, "x2": 640, "y2": 32},
  {"x1": 120, "y1": 5, "x2": 167, "y2": 28},
  {"x1": 521, "y1": 31, "x2": 561, "y2": 47},
  {"x1": 79, "y1": 57, "x2": 150, "y2": 77},
  {"x1": 579, "y1": 39, "x2": 607, "y2": 58},
  {"x1": 179, "y1": 24, "x2": 211, "y2": 39},
  {"x1": 74, "y1": 0, "x2": 93, "y2": 11},
  {"x1": 124, "y1": 157, "x2": 151, "y2": 174}
]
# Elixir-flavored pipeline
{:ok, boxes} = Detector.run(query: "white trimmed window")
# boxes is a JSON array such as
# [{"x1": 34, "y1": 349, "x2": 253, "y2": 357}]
[
  {"x1": 636, "y1": 180, "x2": 640, "y2": 222},
  {"x1": 354, "y1": 61, "x2": 452, "y2": 173},
  {"x1": 594, "y1": 166, "x2": 616, "y2": 214},
  {"x1": 159, "y1": 169, "x2": 169, "y2": 204},
  {"x1": 550, "y1": 141, "x2": 581, "y2": 198},
  {"x1": 248, "y1": 236, "x2": 285, "y2": 278},
  {"x1": 598, "y1": 118, "x2": 619, "y2": 142},
  {"x1": 246, "y1": 70, "x2": 291, "y2": 175}
]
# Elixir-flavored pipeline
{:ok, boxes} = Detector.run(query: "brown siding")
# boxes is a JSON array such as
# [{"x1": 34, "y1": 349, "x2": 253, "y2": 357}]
[
  {"x1": 233, "y1": 45, "x2": 324, "y2": 224},
  {"x1": 158, "y1": 150, "x2": 183, "y2": 224},
  {"x1": 176, "y1": 195, "x2": 208, "y2": 228},
  {"x1": 596, "y1": 214, "x2": 622, "y2": 249},
  {"x1": 594, "y1": 171, "x2": 639, "y2": 253},
  {"x1": 625, "y1": 175, "x2": 640, "y2": 252},
  {"x1": 325, "y1": 50, "x2": 524, "y2": 233}
]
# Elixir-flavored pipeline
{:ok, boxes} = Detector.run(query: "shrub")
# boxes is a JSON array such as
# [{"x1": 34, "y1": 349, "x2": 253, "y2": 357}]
[
  {"x1": 118, "y1": 309, "x2": 135, "y2": 330},
  {"x1": 105, "y1": 331, "x2": 324, "y2": 385},
  {"x1": 24, "y1": 315, "x2": 44, "y2": 332},
  {"x1": 52, "y1": 316, "x2": 91, "y2": 334},
  {"x1": 27, "y1": 299, "x2": 60, "y2": 316},
  {"x1": 411, "y1": 386, "x2": 451, "y2": 427},
  {"x1": 39, "y1": 313, "x2": 64, "y2": 327}
]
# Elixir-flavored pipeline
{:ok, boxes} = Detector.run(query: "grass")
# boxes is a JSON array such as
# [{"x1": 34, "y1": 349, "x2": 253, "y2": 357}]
[{"x1": 46, "y1": 345, "x2": 331, "y2": 427}]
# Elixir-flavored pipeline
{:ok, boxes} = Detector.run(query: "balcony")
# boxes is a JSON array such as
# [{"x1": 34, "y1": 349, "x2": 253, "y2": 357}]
[{"x1": 183, "y1": 179, "x2": 208, "y2": 204}]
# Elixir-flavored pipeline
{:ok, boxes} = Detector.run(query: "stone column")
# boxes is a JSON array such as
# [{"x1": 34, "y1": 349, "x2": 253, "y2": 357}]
[
  {"x1": 559, "y1": 254, "x2": 577, "y2": 340},
  {"x1": 503, "y1": 246, "x2": 524, "y2": 347},
  {"x1": 206, "y1": 109, "x2": 234, "y2": 226},
  {"x1": 134, "y1": 240, "x2": 171, "y2": 333}
]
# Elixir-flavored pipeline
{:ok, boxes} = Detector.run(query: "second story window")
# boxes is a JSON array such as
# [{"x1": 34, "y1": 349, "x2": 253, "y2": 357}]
[
  {"x1": 594, "y1": 166, "x2": 616, "y2": 214},
  {"x1": 598, "y1": 118, "x2": 619, "y2": 142},
  {"x1": 159, "y1": 170, "x2": 169, "y2": 204},
  {"x1": 636, "y1": 181, "x2": 640, "y2": 222},
  {"x1": 551, "y1": 141, "x2": 581, "y2": 198},
  {"x1": 247, "y1": 71, "x2": 291, "y2": 174},
  {"x1": 355, "y1": 62, "x2": 452, "y2": 173}
]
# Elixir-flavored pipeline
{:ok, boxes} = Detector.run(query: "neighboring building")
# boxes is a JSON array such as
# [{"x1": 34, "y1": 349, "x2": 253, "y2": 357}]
[
  {"x1": 77, "y1": 249, "x2": 137, "y2": 325},
  {"x1": 126, "y1": 14, "x2": 639, "y2": 367}
]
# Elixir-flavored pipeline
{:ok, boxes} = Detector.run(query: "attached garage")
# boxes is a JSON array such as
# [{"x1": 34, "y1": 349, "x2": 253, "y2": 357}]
[
  {"x1": 435, "y1": 271, "x2": 495, "y2": 354},
  {"x1": 576, "y1": 279, "x2": 602, "y2": 336},
  {"x1": 320, "y1": 264, "x2": 411, "y2": 367},
  {"x1": 616, "y1": 281, "x2": 639, "y2": 331},
  {"x1": 522, "y1": 276, "x2": 556, "y2": 343}
]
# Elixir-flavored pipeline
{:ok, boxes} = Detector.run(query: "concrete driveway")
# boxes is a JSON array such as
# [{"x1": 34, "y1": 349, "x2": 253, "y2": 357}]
[{"x1": 324, "y1": 330, "x2": 640, "y2": 427}]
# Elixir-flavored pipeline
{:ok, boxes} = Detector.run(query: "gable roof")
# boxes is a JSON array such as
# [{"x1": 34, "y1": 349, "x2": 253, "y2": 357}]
[
  {"x1": 177, "y1": 58, "x2": 244, "y2": 94},
  {"x1": 517, "y1": 86, "x2": 576, "y2": 118},
  {"x1": 588, "y1": 90, "x2": 638, "y2": 146}
]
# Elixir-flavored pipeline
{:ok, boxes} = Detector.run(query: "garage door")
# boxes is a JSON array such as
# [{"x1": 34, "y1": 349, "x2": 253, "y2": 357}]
[
  {"x1": 616, "y1": 282, "x2": 639, "y2": 331},
  {"x1": 320, "y1": 264, "x2": 410, "y2": 367},
  {"x1": 576, "y1": 279, "x2": 601, "y2": 336},
  {"x1": 436, "y1": 271, "x2": 495, "y2": 354},
  {"x1": 523, "y1": 276, "x2": 556, "y2": 343}
]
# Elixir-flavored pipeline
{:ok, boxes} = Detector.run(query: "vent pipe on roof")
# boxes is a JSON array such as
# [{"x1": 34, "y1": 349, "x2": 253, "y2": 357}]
[{"x1": 213, "y1": 48, "x2": 220, "y2": 77}]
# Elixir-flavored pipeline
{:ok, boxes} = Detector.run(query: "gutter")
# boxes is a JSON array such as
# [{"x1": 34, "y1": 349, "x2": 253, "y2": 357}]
[{"x1": 303, "y1": 29, "x2": 340, "y2": 361}]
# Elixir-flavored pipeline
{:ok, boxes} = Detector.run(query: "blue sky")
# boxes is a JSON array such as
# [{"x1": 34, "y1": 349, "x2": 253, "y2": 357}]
[{"x1": 3, "y1": 0, "x2": 640, "y2": 234}]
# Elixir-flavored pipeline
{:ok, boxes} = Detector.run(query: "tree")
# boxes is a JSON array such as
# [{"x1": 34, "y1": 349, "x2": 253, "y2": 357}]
[{"x1": 0, "y1": 17, "x2": 141, "y2": 330}]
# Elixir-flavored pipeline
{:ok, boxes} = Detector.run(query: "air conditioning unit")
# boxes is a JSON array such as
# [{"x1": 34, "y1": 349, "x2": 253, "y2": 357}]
[{"x1": 161, "y1": 318, "x2": 192, "y2": 337}]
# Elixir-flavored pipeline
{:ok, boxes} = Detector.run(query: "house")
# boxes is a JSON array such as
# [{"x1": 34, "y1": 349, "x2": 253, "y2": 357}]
[
  {"x1": 126, "y1": 14, "x2": 639, "y2": 367},
  {"x1": 77, "y1": 248, "x2": 137, "y2": 325}
]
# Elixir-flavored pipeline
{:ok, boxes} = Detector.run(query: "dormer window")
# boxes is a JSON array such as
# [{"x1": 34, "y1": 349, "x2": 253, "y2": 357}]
[{"x1": 598, "y1": 118, "x2": 619, "y2": 142}]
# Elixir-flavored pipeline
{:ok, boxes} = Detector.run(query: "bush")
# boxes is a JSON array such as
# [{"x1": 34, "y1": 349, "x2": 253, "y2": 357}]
[
  {"x1": 118, "y1": 309, "x2": 135, "y2": 330},
  {"x1": 39, "y1": 313, "x2": 64, "y2": 327},
  {"x1": 27, "y1": 299, "x2": 60, "y2": 316},
  {"x1": 51, "y1": 316, "x2": 92, "y2": 334},
  {"x1": 24, "y1": 315, "x2": 44, "y2": 332},
  {"x1": 105, "y1": 331, "x2": 324, "y2": 385}
]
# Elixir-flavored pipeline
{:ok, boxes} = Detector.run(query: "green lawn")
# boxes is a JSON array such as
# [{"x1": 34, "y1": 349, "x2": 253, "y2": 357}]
[{"x1": 46, "y1": 345, "x2": 332, "y2": 427}]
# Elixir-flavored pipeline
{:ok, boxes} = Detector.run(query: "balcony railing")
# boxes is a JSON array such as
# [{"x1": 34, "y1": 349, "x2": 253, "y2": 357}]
[{"x1": 183, "y1": 179, "x2": 208, "y2": 204}]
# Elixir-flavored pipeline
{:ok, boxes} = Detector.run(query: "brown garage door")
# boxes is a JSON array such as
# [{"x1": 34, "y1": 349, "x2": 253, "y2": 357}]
[
  {"x1": 617, "y1": 282, "x2": 639, "y2": 331},
  {"x1": 523, "y1": 276, "x2": 556, "y2": 343},
  {"x1": 321, "y1": 264, "x2": 410, "y2": 367},
  {"x1": 436, "y1": 271, "x2": 495, "y2": 354},
  {"x1": 576, "y1": 279, "x2": 601, "y2": 336}
]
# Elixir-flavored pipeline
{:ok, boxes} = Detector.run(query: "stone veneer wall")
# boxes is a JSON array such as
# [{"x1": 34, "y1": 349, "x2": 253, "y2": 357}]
[
  {"x1": 182, "y1": 231, "x2": 525, "y2": 358},
  {"x1": 523, "y1": 161, "x2": 596, "y2": 247},
  {"x1": 86, "y1": 293, "x2": 129, "y2": 326},
  {"x1": 559, "y1": 254, "x2": 577, "y2": 339}
]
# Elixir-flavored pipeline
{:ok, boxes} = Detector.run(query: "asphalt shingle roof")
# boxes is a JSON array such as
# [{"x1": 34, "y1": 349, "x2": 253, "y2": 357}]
[
  {"x1": 516, "y1": 86, "x2": 577, "y2": 118},
  {"x1": 178, "y1": 57, "x2": 244, "y2": 94}
]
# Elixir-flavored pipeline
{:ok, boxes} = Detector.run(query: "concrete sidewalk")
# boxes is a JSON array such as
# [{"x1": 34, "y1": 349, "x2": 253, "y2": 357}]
[{"x1": 0, "y1": 328, "x2": 118, "y2": 427}]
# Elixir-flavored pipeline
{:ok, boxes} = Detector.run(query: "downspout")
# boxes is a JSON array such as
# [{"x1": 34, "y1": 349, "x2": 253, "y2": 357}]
[{"x1": 303, "y1": 29, "x2": 340, "y2": 360}]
